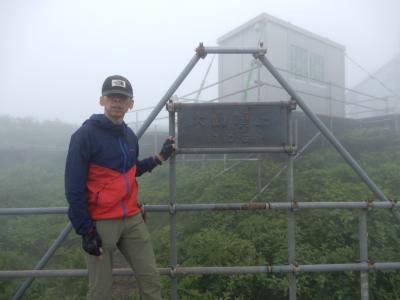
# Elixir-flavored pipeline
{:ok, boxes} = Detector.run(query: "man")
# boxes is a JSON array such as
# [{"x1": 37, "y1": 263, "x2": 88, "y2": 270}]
[{"x1": 65, "y1": 75, "x2": 174, "y2": 300}]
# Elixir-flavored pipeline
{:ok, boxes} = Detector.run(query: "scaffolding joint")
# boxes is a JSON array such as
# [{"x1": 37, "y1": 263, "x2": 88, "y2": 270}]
[
  {"x1": 195, "y1": 43, "x2": 207, "y2": 59},
  {"x1": 284, "y1": 145, "x2": 296, "y2": 155},
  {"x1": 365, "y1": 198, "x2": 376, "y2": 211},
  {"x1": 169, "y1": 203, "x2": 176, "y2": 215},
  {"x1": 368, "y1": 260, "x2": 375, "y2": 270},
  {"x1": 291, "y1": 200, "x2": 299, "y2": 211},
  {"x1": 291, "y1": 262, "x2": 299, "y2": 274},
  {"x1": 166, "y1": 100, "x2": 176, "y2": 112},
  {"x1": 266, "y1": 262, "x2": 273, "y2": 273},
  {"x1": 169, "y1": 265, "x2": 177, "y2": 278},
  {"x1": 389, "y1": 198, "x2": 398, "y2": 210},
  {"x1": 252, "y1": 48, "x2": 267, "y2": 60},
  {"x1": 242, "y1": 203, "x2": 268, "y2": 210},
  {"x1": 287, "y1": 98, "x2": 297, "y2": 111}
]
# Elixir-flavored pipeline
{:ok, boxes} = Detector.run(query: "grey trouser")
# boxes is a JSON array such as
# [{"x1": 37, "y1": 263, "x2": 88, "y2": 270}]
[{"x1": 86, "y1": 214, "x2": 162, "y2": 300}]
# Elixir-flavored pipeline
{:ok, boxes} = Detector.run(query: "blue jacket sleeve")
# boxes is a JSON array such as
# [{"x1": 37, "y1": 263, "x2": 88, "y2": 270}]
[
  {"x1": 64, "y1": 128, "x2": 93, "y2": 235},
  {"x1": 135, "y1": 141, "x2": 159, "y2": 177}
]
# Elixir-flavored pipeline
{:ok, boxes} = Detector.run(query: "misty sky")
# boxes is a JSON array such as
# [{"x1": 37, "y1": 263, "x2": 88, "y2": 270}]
[{"x1": 1, "y1": 0, "x2": 399, "y2": 125}]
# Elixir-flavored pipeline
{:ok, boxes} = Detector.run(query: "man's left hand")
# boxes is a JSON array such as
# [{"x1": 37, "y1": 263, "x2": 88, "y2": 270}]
[{"x1": 157, "y1": 137, "x2": 176, "y2": 161}]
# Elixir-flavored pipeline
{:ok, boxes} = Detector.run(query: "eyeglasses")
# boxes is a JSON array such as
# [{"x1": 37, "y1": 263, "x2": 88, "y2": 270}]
[{"x1": 105, "y1": 94, "x2": 131, "y2": 102}]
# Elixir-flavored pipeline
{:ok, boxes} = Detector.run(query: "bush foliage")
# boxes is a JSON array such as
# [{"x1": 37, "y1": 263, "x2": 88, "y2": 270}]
[{"x1": 1, "y1": 117, "x2": 400, "y2": 299}]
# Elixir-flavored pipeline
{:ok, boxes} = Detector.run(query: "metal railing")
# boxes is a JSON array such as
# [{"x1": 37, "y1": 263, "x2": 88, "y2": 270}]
[{"x1": 1, "y1": 202, "x2": 400, "y2": 298}]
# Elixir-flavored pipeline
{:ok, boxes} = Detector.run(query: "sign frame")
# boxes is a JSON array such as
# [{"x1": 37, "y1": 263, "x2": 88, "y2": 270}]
[{"x1": 169, "y1": 101, "x2": 296, "y2": 154}]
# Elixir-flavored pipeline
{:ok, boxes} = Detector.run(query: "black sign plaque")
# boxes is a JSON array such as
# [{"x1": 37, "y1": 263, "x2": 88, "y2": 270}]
[{"x1": 176, "y1": 102, "x2": 291, "y2": 150}]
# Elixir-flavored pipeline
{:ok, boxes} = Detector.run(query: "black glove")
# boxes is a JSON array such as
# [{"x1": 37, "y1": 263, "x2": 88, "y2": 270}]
[
  {"x1": 82, "y1": 227, "x2": 102, "y2": 256},
  {"x1": 159, "y1": 138, "x2": 175, "y2": 161}
]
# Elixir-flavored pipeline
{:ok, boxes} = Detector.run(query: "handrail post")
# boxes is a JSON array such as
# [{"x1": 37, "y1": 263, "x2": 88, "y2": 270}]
[
  {"x1": 359, "y1": 209, "x2": 369, "y2": 300},
  {"x1": 168, "y1": 102, "x2": 178, "y2": 299},
  {"x1": 287, "y1": 104, "x2": 297, "y2": 300}
]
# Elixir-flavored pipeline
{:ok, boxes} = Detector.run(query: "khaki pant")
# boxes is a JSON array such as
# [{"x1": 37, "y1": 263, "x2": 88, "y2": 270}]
[{"x1": 86, "y1": 214, "x2": 162, "y2": 300}]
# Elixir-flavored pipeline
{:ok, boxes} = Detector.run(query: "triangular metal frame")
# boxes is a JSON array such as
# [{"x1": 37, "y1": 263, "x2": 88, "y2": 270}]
[
  {"x1": 141, "y1": 43, "x2": 394, "y2": 209},
  {"x1": 135, "y1": 42, "x2": 396, "y2": 207}
]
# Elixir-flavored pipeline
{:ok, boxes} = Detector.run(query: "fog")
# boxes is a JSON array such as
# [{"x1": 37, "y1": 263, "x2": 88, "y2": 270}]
[{"x1": 1, "y1": 0, "x2": 399, "y2": 124}]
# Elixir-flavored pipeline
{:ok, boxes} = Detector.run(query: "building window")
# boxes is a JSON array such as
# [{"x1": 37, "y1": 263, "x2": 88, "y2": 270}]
[
  {"x1": 290, "y1": 45, "x2": 325, "y2": 82},
  {"x1": 309, "y1": 53, "x2": 324, "y2": 81},
  {"x1": 290, "y1": 45, "x2": 308, "y2": 79}
]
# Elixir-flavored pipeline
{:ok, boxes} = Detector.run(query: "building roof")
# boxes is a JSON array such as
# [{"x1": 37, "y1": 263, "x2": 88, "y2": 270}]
[{"x1": 217, "y1": 12, "x2": 345, "y2": 50}]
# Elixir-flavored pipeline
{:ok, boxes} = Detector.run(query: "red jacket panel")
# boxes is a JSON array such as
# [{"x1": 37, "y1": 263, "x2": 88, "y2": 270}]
[{"x1": 86, "y1": 163, "x2": 140, "y2": 220}]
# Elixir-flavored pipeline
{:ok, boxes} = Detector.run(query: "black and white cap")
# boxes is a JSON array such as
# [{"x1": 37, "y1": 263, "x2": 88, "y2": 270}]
[{"x1": 102, "y1": 75, "x2": 133, "y2": 98}]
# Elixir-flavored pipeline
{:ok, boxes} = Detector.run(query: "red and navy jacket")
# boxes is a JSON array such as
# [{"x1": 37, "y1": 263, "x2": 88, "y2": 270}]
[{"x1": 65, "y1": 114, "x2": 159, "y2": 235}]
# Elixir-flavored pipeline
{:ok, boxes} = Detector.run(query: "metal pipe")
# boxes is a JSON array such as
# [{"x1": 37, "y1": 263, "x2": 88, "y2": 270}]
[
  {"x1": 211, "y1": 154, "x2": 254, "y2": 180},
  {"x1": 169, "y1": 105, "x2": 178, "y2": 300},
  {"x1": 172, "y1": 100, "x2": 290, "y2": 110},
  {"x1": 298, "y1": 263, "x2": 369, "y2": 272},
  {"x1": 256, "y1": 48, "x2": 262, "y2": 192},
  {"x1": 256, "y1": 59, "x2": 262, "y2": 193},
  {"x1": 146, "y1": 202, "x2": 400, "y2": 211},
  {"x1": 250, "y1": 132, "x2": 321, "y2": 203},
  {"x1": 176, "y1": 146, "x2": 295, "y2": 154},
  {"x1": 180, "y1": 157, "x2": 258, "y2": 162},
  {"x1": 179, "y1": 65, "x2": 259, "y2": 99},
  {"x1": 256, "y1": 78, "x2": 385, "y2": 113},
  {"x1": 0, "y1": 207, "x2": 67, "y2": 215},
  {"x1": 257, "y1": 154, "x2": 261, "y2": 194},
  {"x1": 12, "y1": 223, "x2": 73, "y2": 300},
  {"x1": 195, "y1": 54, "x2": 215, "y2": 101},
  {"x1": 136, "y1": 52, "x2": 202, "y2": 139},
  {"x1": 359, "y1": 209, "x2": 369, "y2": 300},
  {"x1": 2, "y1": 201, "x2": 400, "y2": 216},
  {"x1": 257, "y1": 55, "x2": 396, "y2": 212},
  {"x1": 287, "y1": 110, "x2": 296, "y2": 300},
  {"x1": 204, "y1": 47, "x2": 266, "y2": 55},
  {"x1": 3, "y1": 262, "x2": 400, "y2": 278},
  {"x1": 207, "y1": 84, "x2": 259, "y2": 102}
]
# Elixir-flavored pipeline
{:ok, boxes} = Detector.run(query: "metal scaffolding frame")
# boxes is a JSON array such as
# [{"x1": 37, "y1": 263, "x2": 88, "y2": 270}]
[
  {"x1": 1, "y1": 202, "x2": 400, "y2": 299},
  {"x1": 2, "y1": 44, "x2": 400, "y2": 300}
]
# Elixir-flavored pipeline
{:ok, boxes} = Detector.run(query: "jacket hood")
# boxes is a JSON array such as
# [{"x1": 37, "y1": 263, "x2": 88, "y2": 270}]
[{"x1": 83, "y1": 114, "x2": 127, "y2": 136}]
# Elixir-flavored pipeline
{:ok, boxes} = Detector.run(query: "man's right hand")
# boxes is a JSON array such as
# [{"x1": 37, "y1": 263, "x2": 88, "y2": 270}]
[{"x1": 82, "y1": 227, "x2": 103, "y2": 256}]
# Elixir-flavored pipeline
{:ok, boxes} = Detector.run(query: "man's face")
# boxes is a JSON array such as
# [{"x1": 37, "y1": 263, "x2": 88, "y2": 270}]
[{"x1": 100, "y1": 94, "x2": 134, "y2": 122}]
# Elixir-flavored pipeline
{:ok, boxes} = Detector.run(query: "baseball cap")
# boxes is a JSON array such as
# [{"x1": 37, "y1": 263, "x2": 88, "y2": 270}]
[{"x1": 102, "y1": 75, "x2": 133, "y2": 98}]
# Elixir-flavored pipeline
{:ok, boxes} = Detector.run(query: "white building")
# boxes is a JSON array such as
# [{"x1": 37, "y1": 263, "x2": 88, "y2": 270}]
[
  {"x1": 217, "y1": 13, "x2": 346, "y2": 117},
  {"x1": 346, "y1": 54, "x2": 400, "y2": 119}
]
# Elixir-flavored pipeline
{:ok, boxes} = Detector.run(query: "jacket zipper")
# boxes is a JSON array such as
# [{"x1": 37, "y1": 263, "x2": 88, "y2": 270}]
[{"x1": 118, "y1": 138, "x2": 131, "y2": 218}]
